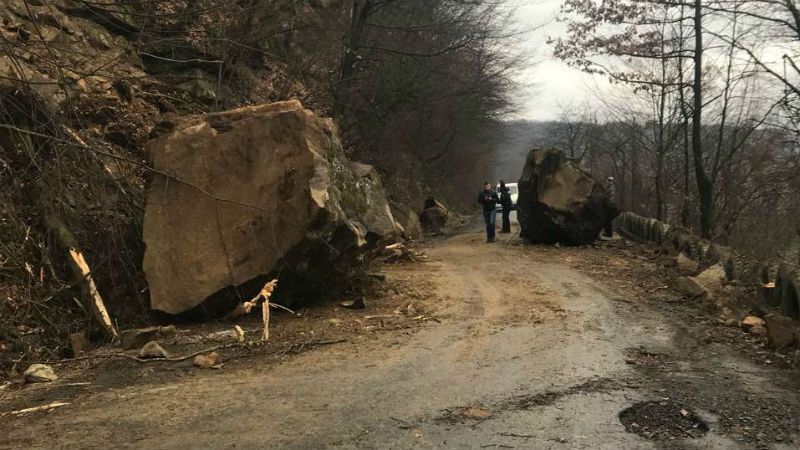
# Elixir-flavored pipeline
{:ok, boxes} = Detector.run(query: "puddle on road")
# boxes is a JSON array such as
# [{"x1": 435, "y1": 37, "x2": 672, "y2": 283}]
[{"x1": 619, "y1": 400, "x2": 709, "y2": 440}]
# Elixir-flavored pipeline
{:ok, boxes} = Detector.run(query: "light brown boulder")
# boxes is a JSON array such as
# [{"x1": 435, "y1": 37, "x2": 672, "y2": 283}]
[
  {"x1": 764, "y1": 314, "x2": 795, "y2": 349},
  {"x1": 144, "y1": 101, "x2": 392, "y2": 314},
  {"x1": 741, "y1": 316, "x2": 765, "y2": 333}
]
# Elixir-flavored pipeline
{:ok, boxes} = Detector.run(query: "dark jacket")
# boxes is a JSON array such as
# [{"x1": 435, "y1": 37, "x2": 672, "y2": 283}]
[
  {"x1": 499, "y1": 187, "x2": 512, "y2": 209},
  {"x1": 478, "y1": 189, "x2": 499, "y2": 212}
]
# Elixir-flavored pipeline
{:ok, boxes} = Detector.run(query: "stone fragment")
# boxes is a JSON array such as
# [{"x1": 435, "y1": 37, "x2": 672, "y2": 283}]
[
  {"x1": 339, "y1": 298, "x2": 366, "y2": 309},
  {"x1": 673, "y1": 276, "x2": 709, "y2": 299},
  {"x1": 119, "y1": 326, "x2": 177, "y2": 350},
  {"x1": 764, "y1": 314, "x2": 795, "y2": 349},
  {"x1": 741, "y1": 316, "x2": 766, "y2": 335},
  {"x1": 70, "y1": 330, "x2": 90, "y2": 357},
  {"x1": 23, "y1": 364, "x2": 58, "y2": 383},
  {"x1": 193, "y1": 352, "x2": 220, "y2": 369},
  {"x1": 676, "y1": 253, "x2": 700, "y2": 275},
  {"x1": 138, "y1": 341, "x2": 169, "y2": 359}
]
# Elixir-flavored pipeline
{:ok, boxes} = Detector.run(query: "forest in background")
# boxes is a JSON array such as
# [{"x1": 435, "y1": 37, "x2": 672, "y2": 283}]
[{"x1": 494, "y1": 0, "x2": 800, "y2": 265}]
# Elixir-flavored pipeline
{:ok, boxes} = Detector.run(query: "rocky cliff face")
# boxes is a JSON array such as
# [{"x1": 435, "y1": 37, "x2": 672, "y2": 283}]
[{"x1": 144, "y1": 100, "x2": 395, "y2": 314}]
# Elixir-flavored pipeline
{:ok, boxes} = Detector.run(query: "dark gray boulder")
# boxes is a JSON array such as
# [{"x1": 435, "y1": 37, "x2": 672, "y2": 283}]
[{"x1": 517, "y1": 148, "x2": 616, "y2": 245}]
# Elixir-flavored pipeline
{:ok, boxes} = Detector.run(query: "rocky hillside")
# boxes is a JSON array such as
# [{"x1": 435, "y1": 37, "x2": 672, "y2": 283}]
[
  {"x1": 0, "y1": 1, "x2": 344, "y2": 358},
  {"x1": 0, "y1": 0, "x2": 516, "y2": 364}
]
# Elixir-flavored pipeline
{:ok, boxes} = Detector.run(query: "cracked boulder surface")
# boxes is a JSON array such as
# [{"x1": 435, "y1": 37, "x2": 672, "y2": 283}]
[{"x1": 3, "y1": 222, "x2": 800, "y2": 449}]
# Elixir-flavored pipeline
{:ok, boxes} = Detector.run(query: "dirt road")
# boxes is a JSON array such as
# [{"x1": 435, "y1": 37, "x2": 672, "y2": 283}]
[{"x1": 3, "y1": 224, "x2": 800, "y2": 449}]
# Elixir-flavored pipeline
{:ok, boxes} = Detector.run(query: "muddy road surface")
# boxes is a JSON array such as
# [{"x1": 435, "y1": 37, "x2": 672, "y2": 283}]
[{"x1": 3, "y1": 224, "x2": 800, "y2": 449}]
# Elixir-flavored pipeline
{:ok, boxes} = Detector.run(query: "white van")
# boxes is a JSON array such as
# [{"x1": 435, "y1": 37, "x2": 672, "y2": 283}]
[{"x1": 496, "y1": 182, "x2": 519, "y2": 211}]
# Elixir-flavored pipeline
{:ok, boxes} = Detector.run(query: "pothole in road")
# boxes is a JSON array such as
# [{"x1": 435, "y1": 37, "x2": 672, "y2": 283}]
[{"x1": 619, "y1": 400, "x2": 709, "y2": 440}]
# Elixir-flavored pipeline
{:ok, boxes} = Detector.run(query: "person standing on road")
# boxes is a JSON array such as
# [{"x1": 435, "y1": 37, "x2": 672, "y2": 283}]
[
  {"x1": 604, "y1": 176, "x2": 616, "y2": 238},
  {"x1": 478, "y1": 182, "x2": 499, "y2": 242},
  {"x1": 498, "y1": 180, "x2": 512, "y2": 233}
]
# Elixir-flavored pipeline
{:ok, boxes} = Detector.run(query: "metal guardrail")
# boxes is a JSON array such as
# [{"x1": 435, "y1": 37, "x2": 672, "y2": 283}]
[{"x1": 614, "y1": 212, "x2": 800, "y2": 319}]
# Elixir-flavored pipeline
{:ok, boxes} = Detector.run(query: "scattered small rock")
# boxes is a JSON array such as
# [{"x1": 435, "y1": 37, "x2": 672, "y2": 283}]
[
  {"x1": 340, "y1": 298, "x2": 366, "y2": 309},
  {"x1": 138, "y1": 341, "x2": 169, "y2": 359},
  {"x1": 676, "y1": 253, "x2": 699, "y2": 274},
  {"x1": 717, "y1": 307, "x2": 737, "y2": 327},
  {"x1": 741, "y1": 316, "x2": 765, "y2": 332},
  {"x1": 120, "y1": 326, "x2": 177, "y2": 350},
  {"x1": 368, "y1": 273, "x2": 387, "y2": 282},
  {"x1": 193, "y1": 352, "x2": 220, "y2": 369},
  {"x1": 673, "y1": 276, "x2": 708, "y2": 299},
  {"x1": 70, "y1": 330, "x2": 90, "y2": 357},
  {"x1": 694, "y1": 264, "x2": 725, "y2": 291},
  {"x1": 764, "y1": 314, "x2": 795, "y2": 349},
  {"x1": 23, "y1": 364, "x2": 58, "y2": 383}
]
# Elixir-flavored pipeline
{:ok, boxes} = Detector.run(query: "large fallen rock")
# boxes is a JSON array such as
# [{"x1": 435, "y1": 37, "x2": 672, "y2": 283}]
[
  {"x1": 419, "y1": 198, "x2": 449, "y2": 234},
  {"x1": 344, "y1": 162, "x2": 397, "y2": 242},
  {"x1": 143, "y1": 100, "x2": 395, "y2": 314},
  {"x1": 517, "y1": 149, "x2": 617, "y2": 245},
  {"x1": 391, "y1": 203, "x2": 422, "y2": 240}
]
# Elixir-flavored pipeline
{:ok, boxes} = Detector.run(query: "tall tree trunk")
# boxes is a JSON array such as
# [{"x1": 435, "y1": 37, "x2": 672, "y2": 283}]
[
  {"x1": 334, "y1": 0, "x2": 372, "y2": 116},
  {"x1": 678, "y1": 3, "x2": 691, "y2": 227},
  {"x1": 692, "y1": 0, "x2": 713, "y2": 238},
  {"x1": 655, "y1": 45, "x2": 668, "y2": 221},
  {"x1": 631, "y1": 144, "x2": 642, "y2": 214}
]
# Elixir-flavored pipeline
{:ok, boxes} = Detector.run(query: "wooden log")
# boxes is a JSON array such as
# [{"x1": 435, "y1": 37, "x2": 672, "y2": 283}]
[{"x1": 69, "y1": 248, "x2": 118, "y2": 339}]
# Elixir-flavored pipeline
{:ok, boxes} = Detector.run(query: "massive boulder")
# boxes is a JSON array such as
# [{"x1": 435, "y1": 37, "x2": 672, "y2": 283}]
[
  {"x1": 143, "y1": 100, "x2": 395, "y2": 314},
  {"x1": 517, "y1": 148, "x2": 617, "y2": 245}
]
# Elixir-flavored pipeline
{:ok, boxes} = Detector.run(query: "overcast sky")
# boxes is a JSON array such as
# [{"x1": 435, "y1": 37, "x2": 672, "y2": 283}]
[{"x1": 512, "y1": 0, "x2": 608, "y2": 121}]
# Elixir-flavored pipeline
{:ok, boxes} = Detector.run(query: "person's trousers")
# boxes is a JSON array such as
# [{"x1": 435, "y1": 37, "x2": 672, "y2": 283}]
[
  {"x1": 483, "y1": 209, "x2": 497, "y2": 241},
  {"x1": 501, "y1": 207, "x2": 511, "y2": 232}
]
